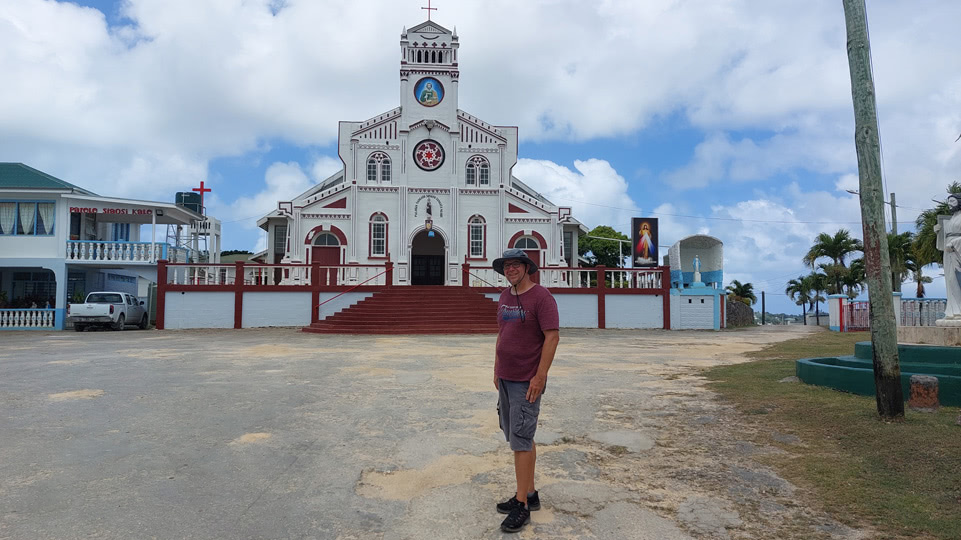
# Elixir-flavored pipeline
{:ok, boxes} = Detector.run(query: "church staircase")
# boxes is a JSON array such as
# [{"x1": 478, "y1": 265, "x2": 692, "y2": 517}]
[{"x1": 302, "y1": 286, "x2": 500, "y2": 334}]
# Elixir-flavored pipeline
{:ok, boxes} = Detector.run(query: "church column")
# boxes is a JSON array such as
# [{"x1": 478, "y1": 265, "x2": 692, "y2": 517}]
[
  {"x1": 450, "y1": 188, "x2": 457, "y2": 263},
  {"x1": 498, "y1": 183, "x2": 506, "y2": 253},
  {"x1": 350, "y1": 182, "x2": 358, "y2": 262},
  {"x1": 550, "y1": 211, "x2": 559, "y2": 265}
]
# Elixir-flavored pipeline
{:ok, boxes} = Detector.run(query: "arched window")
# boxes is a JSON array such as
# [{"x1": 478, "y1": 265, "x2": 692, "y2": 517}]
[
  {"x1": 466, "y1": 156, "x2": 490, "y2": 186},
  {"x1": 468, "y1": 215, "x2": 486, "y2": 259},
  {"x1": 514, "y1": 237, "x2": 539, "y2": 249},
  {"x1": 366, "y1": 152, "x2": 391, "y2": 183},
  {"x1": 313, "y1": 232, "x2": 340, "y2": 246},
  {"x1": 369, "y1": 213, "x2": 388, "y2": 258},
  {"x1": 417, "y1": 50, "x2": 422, "y2": 63}
]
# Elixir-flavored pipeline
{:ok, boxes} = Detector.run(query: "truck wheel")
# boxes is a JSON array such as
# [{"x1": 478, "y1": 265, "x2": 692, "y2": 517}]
[
  {"x1": 138, "y1": 315, "x2": 149, "y2": 330},
  {"x1": 113, "y1": 314, "x2": 125, "y2": 331},
  {"x1": 74, "y1": 324, "x2": 85, "y2": 332}
]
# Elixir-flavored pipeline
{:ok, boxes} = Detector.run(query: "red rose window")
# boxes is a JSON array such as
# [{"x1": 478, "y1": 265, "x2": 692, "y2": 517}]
[{"x1": 414, "y1": 140, "x2": 445, "y2": 171}]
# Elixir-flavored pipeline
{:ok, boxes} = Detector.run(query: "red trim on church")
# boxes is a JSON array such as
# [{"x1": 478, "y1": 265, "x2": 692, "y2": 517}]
[
  {"x1": 508, "y1": 203, "x2": 529, "y2": 213},
  {"x1": 304, "y1": 224, "x2": 348, "y2": 246},
  {"x1": 323, "y1": 197, "x2": 347, "y2": 209}
]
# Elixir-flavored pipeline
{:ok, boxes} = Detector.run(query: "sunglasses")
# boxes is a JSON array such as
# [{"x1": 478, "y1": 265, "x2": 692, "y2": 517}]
[{"x1": 503, "y1": 262, "x2": 526, "y2": 270}]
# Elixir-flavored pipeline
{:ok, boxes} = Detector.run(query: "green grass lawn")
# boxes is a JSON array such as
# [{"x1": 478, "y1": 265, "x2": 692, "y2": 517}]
[{"x1": 705, "y1": 330, "x2": 961, "y2": 539}]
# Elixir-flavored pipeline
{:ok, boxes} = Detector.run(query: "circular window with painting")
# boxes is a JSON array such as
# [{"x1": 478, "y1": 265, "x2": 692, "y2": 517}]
[
  {"x1": 413, "y1": 140, "x2": 445, "y2": 171},
  {"x1": 414, "y1": 77, "x2": 444, "y2": 107}
]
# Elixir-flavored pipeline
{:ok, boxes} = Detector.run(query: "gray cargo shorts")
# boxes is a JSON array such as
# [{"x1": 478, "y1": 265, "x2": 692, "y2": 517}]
[{"x1": 497, "y1": 378, "x2": 542, "y2": 451}]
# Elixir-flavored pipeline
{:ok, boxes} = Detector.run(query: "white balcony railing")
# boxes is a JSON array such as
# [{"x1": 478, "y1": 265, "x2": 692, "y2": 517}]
[
  {"x1": 467, "y1": 267, "x2": 665, "y2": 289},
  {"x1": 0, "y1": 309, "x2": 56, "y2": 329},
  {"x1": 67, "y1": 241, "x2": 191, "y2": 263},
  {"x1": 163, "y1": 264, "x2": 390, "y2": 287}
]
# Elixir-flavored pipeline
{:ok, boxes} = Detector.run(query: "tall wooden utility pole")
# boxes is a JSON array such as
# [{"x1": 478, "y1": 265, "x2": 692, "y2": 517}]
[{"x1": 842, "y1": 0, "x2": 904, "y2": 418}]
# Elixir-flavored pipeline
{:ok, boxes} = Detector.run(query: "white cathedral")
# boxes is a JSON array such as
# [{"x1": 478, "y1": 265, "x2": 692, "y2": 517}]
[{"x1": 258, "y1": 18, "x2": 587, "y2": 285}]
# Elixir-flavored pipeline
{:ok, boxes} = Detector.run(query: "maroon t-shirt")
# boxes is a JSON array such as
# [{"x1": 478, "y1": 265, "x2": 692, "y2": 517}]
[{"x1": 495, "y1": 284, "x2": 559, "y2": 382}]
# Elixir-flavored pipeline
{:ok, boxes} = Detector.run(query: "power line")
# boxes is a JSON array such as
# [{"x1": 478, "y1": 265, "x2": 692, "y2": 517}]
[{"x1": 552, "y1": 196, "x2": 919, "y2": 226}]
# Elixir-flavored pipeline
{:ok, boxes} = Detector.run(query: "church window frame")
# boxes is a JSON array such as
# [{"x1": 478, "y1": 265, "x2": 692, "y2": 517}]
[
  {"x1": 467, "y1": 215, "x2": 486, "y2": 260},
  {"x1": 466, "y1": 155, "x2": 490, "y2": 186},
  {"x1": 312, "y1": 232, "x2": 340, "y2": 246},
  {"x1": 368, "y1": 212, "x2": 388, "y2": 259},
  {"x1": 514, "y1": 236, "x2": 540, "y2": 250},
  {"x1": 366, "y1": 152, "x2": 391, "y2": 184}
]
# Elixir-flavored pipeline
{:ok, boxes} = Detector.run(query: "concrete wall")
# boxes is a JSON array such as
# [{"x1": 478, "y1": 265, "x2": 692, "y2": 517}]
[
  {"x1": 164, "y1": 291, "x2": 234, "y2": 329},
  {"x1": 606, "y1": 295, "x2": 662, "y2": 329},
  {"x1": 243, "y1": 292, "x2": 311, "y2": 328},
  {"x1": 556, "y1": 294, "x2": 598, "y2": 328}
]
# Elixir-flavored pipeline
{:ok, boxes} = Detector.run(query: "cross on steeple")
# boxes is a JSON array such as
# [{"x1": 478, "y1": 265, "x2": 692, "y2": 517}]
[{"x1": 421, "y1": 0, "x2": 437, "y2": 21}]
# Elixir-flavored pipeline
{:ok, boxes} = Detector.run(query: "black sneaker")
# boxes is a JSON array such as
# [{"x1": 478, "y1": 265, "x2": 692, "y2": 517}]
[
  {"x1": 500, "y1": 504, "x2": 531, "y2": 533},
  {"x1": 496, "y1": 491, "x2": 540, "y2": 514}
]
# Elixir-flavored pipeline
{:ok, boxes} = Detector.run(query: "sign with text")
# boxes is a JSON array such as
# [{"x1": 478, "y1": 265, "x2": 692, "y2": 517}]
[
  {"x1": 631, "y1": 217, "x2": 658, "y2": 267},
  {"x1": 70, "y1": 206, "x2": 153, "y2": 216}
]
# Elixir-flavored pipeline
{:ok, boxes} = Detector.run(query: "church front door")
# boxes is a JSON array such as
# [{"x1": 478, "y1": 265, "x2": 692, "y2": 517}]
[{"x1": 411, "y1": 230, "x2": 445, "y2": 285}]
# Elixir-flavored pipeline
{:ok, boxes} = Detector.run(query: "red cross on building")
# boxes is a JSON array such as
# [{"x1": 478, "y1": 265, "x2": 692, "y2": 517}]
[
  {"x1": 192, "y1": 180, "x2": 212, "y2": 214},
  {"x1": 421, "y1": 0, "x2": 437, "y2": 20}
]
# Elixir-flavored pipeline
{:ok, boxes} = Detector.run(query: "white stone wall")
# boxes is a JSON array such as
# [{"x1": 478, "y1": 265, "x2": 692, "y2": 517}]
[
  {"x1": 556, "y1": 294, "x2": 599, "y2": 328},
  {"x1": 164, "y1": 291, "x2": 234, "y2": 329},
  {"x1": 242, "y1": 292, "x2": 312, "y2": 328},
  {"x1": 606, "y1": 295, "x2": 663, "y2": 329}
]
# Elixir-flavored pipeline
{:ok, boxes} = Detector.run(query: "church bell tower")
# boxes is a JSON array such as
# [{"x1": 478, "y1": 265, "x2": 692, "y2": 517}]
[{"x1": 399, "y1": 20, "x2": 459, "y2": 130}]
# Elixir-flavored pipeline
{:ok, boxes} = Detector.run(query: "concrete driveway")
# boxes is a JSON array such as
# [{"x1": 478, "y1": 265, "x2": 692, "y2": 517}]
[{"x1": 0, "y1": 326, "x2": 861, "y2": 539}]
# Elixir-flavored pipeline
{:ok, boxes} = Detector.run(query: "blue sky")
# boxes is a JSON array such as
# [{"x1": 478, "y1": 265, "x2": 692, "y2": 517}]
[{"x1": 2, "y1": 0, "x2": 960, "y2": 314}]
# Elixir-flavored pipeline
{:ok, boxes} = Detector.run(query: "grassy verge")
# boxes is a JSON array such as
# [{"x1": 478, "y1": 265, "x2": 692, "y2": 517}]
[{"x1": 704, "y1": 330, "x2": 961, "y2": 539}]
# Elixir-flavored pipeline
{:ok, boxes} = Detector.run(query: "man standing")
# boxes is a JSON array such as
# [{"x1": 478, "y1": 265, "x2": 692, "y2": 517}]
[{"x1": 491, "y1": 248, "x2": 560, "y2": 533}]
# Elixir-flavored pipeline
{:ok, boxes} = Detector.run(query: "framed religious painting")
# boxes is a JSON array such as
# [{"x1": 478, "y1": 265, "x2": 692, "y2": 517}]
[
  {"x1": 632, "y1": 217, "x2": 658, "y2": 267},
  {"x1": 414, "y1": 77, "x2": 444, "y2": 107}
]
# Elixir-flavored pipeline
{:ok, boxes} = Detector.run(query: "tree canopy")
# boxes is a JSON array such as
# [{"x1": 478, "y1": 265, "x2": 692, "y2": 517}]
[
  {"x1": 578, "y1": 225, "x2": 630, "y2": 267},
  {"x1": 726, "y1": 280, "x2": 757, "y2": 306}
]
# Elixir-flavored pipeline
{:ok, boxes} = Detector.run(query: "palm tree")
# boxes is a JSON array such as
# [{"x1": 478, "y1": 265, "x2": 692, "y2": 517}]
[
  {"x1": 914, "y1": 182, "x2": 961, "y2": 268},
  {"x1": 785, "y1": 276, "x2": 811, "y2": 324},
  {"x1": 887, "y1": 231, "x2": 914, "y2": 293},
  {"x1": 843, "y1": 257, "x2": 866, "y2": 298},
  {"x1": 803, "y1": 229, "x2": 863, "y2": 294},
  {"x1": 805, "y1": 272, "x2": 827, "y2": 325},
  {"x1": 905, "y1": 257, "x2": 932, "y2": 298},
  {"x1": 726, "y1": 280, "x2": 757, "y2": 306}
]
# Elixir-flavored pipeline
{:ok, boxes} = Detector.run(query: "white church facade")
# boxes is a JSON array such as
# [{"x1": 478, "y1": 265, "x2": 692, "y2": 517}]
[{"x1": 257, "y1": 19, "x2": 587, "y2": 285}]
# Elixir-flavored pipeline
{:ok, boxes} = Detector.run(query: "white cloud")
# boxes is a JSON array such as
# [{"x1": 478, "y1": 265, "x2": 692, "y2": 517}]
[
  {"x1": 211, "y1": 161, "x2": 317, "y2": 227},
  {"x1": 514, "y1": 158, "x2": 639, "y2": 234},
  {"x1": 2, "y1": 0, "x2": 959, "y2": 203}
]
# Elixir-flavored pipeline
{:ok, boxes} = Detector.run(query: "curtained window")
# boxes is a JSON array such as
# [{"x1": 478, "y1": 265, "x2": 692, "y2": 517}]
[
  {"x1": 0, "y1": 203, "x2": 15, "y2": 235},
  {"x1": 0, "y1": 202, "x2": 56, "y2": 235}
]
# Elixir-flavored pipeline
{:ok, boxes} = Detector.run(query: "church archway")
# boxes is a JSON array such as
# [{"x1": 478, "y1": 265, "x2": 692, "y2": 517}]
[{"x1": 410, "y1": 228, "x2": 446, "y2": 285}]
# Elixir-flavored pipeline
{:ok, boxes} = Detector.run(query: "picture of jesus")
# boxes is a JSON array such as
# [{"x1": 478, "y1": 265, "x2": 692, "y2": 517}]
[{"x1": 631, "y1": 217, "x2": 658, "y2": 267}]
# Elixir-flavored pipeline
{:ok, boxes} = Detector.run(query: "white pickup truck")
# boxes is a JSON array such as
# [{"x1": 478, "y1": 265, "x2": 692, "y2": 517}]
[{"x1": 68, "y1": 292, "x2": 149, "y2": 331}]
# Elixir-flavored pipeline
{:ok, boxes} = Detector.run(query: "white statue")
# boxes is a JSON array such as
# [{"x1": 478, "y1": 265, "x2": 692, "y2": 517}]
[
  {"x1": 935, "y1": 194, "x2": 961, "y2": 326},
  {"x1": 693, "y1": 255, "x2": 702, "y2": 282}
]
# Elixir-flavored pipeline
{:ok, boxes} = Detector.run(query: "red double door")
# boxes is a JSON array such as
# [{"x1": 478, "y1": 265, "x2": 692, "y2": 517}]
[
  {"x1": 524, "y1": 249, "x2": 540, "y2": 284},
  {"x1": 311, "y1": 246, "x2": 340, "y2": 285}
]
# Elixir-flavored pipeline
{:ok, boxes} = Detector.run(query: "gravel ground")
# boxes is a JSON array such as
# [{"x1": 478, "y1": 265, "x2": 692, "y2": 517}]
[{"x1": 0, "y1": 326, "x2": 867, "y2": 539}]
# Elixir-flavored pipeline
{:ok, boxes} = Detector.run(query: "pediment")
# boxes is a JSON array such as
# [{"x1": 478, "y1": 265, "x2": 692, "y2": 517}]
[
  {"x1": 409, "y1": 21, "x2": 452, "y2": 36},
  {"x1": 506, "y1": 194, "x2": 550, "y2": 216}
]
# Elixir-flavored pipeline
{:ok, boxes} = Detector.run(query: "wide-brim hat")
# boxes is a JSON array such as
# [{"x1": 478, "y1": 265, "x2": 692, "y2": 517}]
[{"x1": 493, "y1": 248, "x2": 539, "y2": 275}]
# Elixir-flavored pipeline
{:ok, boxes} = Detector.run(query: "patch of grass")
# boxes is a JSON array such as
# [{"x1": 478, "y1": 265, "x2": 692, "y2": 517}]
[
  {"x1": 607, "y1": 445, "x2": 629, "y2": 456},
  {"x1": 705, "y1": 331, "x2": 961, "y2": 539}
]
